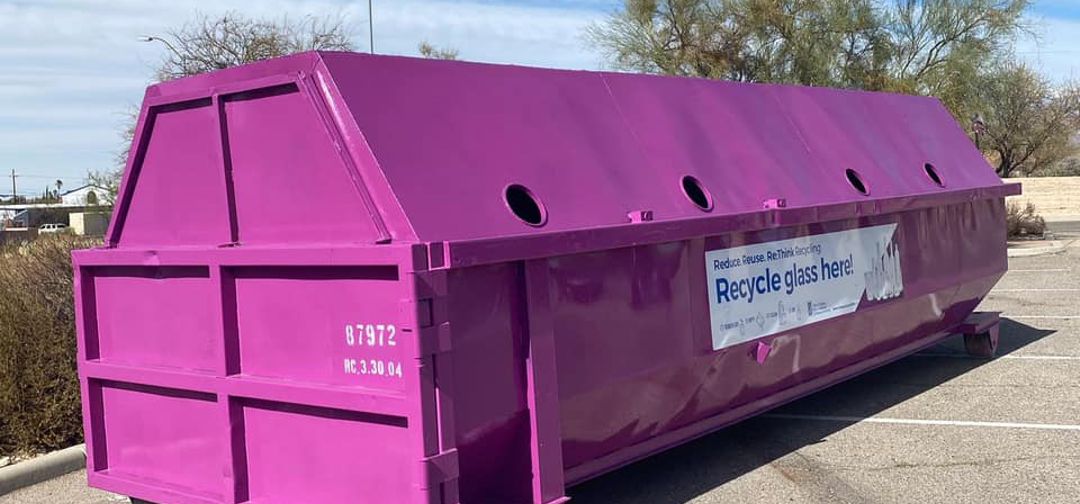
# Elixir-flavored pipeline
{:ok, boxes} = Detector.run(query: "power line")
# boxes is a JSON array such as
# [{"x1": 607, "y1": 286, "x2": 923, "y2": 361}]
[
  {"x1": 17, "y1": 175, "x2": 67, "y2": 179},
  {"x1": 15, "y1": 174, "x2": 83, "y2": 180},
  {"x1": 1016, "y1": 50, "x2": 1080, "y2": 54}
]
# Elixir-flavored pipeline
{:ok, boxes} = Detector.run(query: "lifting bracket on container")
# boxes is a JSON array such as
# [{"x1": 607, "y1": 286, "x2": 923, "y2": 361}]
[
  {"x1": 958, "y1": 311, "x2": 1001, "y2": 358},
  {"x1": 420, "y1": 448, "x2": 460, "y2": 489}
]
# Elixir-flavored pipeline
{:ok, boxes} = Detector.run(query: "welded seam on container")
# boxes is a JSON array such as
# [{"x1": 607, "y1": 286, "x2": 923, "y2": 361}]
[
  {"x1": 212, "y1": 94, "x2": 241, "y2": 244},
  {"x1": 598, "y1": 73, "x2": 652, "y2": 173},
  {"x1": 769, "y1": 87, "x2": 815, "y2": 159},
  {"x1": 314, "y1": 56, "x2": 418, "y2": 241},
  {"x1": 299, "y1": 65, "x2": 393, "y2": 243},
  {"x1": 105, "y1": 99, "x2": 159, "y2": 246}
]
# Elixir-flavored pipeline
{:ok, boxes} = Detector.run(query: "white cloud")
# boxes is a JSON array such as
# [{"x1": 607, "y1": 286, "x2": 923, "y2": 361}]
[
  {"x1": 0, "y1": 0, "x2": 609, "y2": 188},
  {"x1": 375, "y1": 0, "x2": 606, "y2": 69}
]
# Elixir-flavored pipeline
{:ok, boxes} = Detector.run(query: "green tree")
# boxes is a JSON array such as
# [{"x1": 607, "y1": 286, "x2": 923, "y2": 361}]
[
  {"x1": 588, "y1": 1, "x2": 1047, "y2": 171},
  {"x1": 973, "y1": 64, "x2": 1080, "y2": 177},
  {"x1": 886, "y1": 1, "x2": 1029, "y2": 104},
  {"x1": 589, "y1": 1, "x2": 1027, "y2": 90}
]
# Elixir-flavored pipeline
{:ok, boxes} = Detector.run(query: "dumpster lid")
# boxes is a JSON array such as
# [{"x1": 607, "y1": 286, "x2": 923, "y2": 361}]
[{"x1": 109, "y1": 51, "x2": 1012, "y2": 260}]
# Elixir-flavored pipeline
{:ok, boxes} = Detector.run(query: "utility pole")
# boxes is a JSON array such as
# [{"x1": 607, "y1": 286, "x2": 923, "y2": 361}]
[
  {"x1": 9, "y1": 169, "x2": 15, "y2": 203},
  {"x1": 369, "y1": 0, "x2": 375, "y2": 54}
]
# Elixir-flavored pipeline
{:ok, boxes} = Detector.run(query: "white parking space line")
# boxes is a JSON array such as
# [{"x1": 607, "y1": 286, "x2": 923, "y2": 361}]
[
  {"x1": 1006, "y1": 315, "x2": 1080, "y2": 320},
  {"x1": 764, "y1": 414, "x2": 1080, "y2": 431},
  {"x1": 914, "y1": 353, "x2": 1080, "y2": 361},
  {"x1": 1000, "y1": 354, "x2": 1080, "y2": 360},
  {"x1": 1007, "y1": 269, "x2": 1071, "y2": 273},
  {"x1": 993, "y1": 288, "x2": 1080, "y2": 292}
]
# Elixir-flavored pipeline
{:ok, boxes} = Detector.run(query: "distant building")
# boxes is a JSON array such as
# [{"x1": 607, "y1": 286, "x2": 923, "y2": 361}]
[
  {"x1": 0, "y1": 185, "x2": 110, "y2": 241},
  {"x1": 60, "y1": 185, "x2": 108, "y2": 206},
  {"x1": 2, "y1": 205, "x2": 72, "y2": 228},
  {"x1": 0, "y1": 206, "x2": 17, "y2": 226},
  {"x1": 70, "y1": 212, "x2": 110, "y2": 236}
]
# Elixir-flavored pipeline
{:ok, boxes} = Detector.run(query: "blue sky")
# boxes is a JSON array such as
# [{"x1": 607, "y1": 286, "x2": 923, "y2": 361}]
[{"x1": 0, "y1": 0, "x2": 1075, "y2": 194}]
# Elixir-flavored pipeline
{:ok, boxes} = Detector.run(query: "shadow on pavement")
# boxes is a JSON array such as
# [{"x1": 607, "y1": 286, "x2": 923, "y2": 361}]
[{"x1": 568, "y1": 318, "x2": 1055, "y2": 504}]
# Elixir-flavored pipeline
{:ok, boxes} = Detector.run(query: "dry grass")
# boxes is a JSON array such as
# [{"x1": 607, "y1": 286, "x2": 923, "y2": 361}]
[
  {"x1": 0, "y1": 236, "x2": 98, "y2": 457},
  {"x1": 1006, "y1": 202, "x2": 1047, "y2": 239}
]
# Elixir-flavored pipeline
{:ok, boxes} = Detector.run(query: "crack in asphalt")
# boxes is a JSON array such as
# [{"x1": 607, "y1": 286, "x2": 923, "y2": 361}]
[{"x1": 813, "y1": 455, "x2": 1080, "y2": 473}]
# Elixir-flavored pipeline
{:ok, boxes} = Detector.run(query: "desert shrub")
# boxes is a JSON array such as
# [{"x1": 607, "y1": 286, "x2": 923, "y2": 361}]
[
  {"x1": 1006, "y1": 202, "x2": 1047, "y2": 239},
  {"x1": 0, "y1": 235, "x2": 97, "y2": 457}
]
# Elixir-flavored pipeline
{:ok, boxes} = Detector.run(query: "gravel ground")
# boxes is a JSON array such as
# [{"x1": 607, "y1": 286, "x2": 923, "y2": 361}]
[{"x1": 0, "y1": 471, "x2": 121, "y2": 504}]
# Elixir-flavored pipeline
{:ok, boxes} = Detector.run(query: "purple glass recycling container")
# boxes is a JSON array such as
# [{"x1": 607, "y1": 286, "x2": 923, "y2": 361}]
[{"x1": 73, "y1": 51, "x2": 1018, "y2": 504}]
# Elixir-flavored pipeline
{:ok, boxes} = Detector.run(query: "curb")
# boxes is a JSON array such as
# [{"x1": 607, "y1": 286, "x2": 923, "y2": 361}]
[
  {"x1": 1007, "y1": 240, "x2": 1072, "y2": 258},
  {"x1": 0, "y1": 444, "x2": 86, "y2": 496}
]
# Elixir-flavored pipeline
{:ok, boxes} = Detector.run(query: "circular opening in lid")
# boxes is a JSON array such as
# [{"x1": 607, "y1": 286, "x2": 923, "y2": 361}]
[
  {"x1": 924, "y1": 163, "x2": 945, "y2": 187},
  {"x1": 845, "y1": 168, "x2": 869, "y2": 196},
  {"x1": 504, "y1": 184, "x2": 547, "y2": 226},
  {"x1": 681, "y1": 175, "x2": 713, "y2": 211}
]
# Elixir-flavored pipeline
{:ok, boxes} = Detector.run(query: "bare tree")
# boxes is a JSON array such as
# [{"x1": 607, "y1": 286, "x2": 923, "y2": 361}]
[
  {"x1": 151, "y1": 12, "x2": 355, "y2": 81},
  {"x1": 88, "y1": 168, "x2": 120, "y2": 206},
  {"x1": 100, "y1": 12, "x2": 357, "y2": 202}
]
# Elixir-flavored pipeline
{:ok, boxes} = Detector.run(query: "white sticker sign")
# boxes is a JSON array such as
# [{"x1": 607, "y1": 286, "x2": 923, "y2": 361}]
[{"x1": 705, "y1": 224, "x2": 903, "y2": 351}]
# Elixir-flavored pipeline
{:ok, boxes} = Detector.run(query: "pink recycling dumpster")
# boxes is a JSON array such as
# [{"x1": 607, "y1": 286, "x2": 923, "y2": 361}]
[{"x1": 73, "y1": 51, "x2": 1018, "y2": 504}]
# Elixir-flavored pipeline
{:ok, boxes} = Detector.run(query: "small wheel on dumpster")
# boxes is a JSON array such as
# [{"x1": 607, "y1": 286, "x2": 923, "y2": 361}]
[{"x1": 964, "y1": 331, "x2": 998, "y2": 358}]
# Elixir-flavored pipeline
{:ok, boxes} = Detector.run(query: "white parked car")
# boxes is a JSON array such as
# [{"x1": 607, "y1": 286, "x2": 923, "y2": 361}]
[{"x1": 38, "y1": 223, "x2": 69, "y2": 234}]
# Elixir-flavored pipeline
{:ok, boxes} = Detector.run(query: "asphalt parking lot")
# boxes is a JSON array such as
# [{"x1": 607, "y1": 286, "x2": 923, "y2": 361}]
[{"x1": 3, "y1": 227, "x2": 1078, "y2": 504}]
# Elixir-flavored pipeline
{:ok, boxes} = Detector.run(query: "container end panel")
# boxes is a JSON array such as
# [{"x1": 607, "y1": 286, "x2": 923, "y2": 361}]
[
  {"x1": 223, "y1": 85, "x2": 386, "y2": 245},
  {"x1": 229, "y1": 266, "x2": 405, "y2": 391},
  {"x1": 116, "y1": 100, "x2": 233, "y2": 247},
  {"x1": 96, "y1": 381, "x2": 223, "y2": 500},
  {"x1": 77, "y1": 249, "x2": 437, "y2": 503},
  {"x1": 239, "y1": 399, "x2": 412, "y2": 503},
  {"x1": 91, "y1": 266, "x2": 219, "y2": 372}
]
